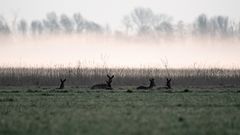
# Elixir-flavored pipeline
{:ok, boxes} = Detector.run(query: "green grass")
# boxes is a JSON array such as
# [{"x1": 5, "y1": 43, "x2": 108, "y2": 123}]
[{"x1": 0, "y1": 87, "x2": 240, "y2": 135}]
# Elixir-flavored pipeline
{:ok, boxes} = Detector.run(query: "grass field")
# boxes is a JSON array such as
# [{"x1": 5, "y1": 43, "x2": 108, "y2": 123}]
[{"x1": 1, "y1": 87, "x2": 240, "y2": 135}]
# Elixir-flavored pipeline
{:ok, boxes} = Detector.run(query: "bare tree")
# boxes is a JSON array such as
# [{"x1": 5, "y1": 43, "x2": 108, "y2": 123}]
[
  {"x1": 31, "y1": 20, "x2": 43, "y2": 35},
  {"x1": 43, "y1": 12, "x2": 60, "y2": 34},
  {"x1": 216, "y1": 16, "x2": 229, "y2": 37},
  {"x1": 238, "y1": 22, "x2": 240, "y2": 38},
  {"x1": 84, "y1": 20, "x2": 103, "y2": 33},
  {"x1": 122, "y1": 15, "x2": 132, "y2": 35},
  {"x1": 208, "y1": 17, "x2": 218, "y2": 37},
  {"x1": 154, "y1": 21, "x2": 173, "y2": 37},
  {"x1": 152, "y1": 14, "x2": 172, "y2": 27},
  {"x1": 194, "y1": 14, "x2": 208, "y2": 36},
  {"x1": 131, "y1": 7, "x2": 154, "y2": 34},
  {"x1": 176, "y1": 21, "x2": 185, "y2": 37},
  {"x1": 17, "y1": 19, "x2": 28, "y2": 35},
  {"x1": 208, "y1": 16, "x2": 229, "y2": 38},
  {"x1": 124, "y1": 7, "x2": 173, "y2": 36},
  {"x1": 0, "y1": 16, "x2": 11, "y2": 35},
  {"x1": 60, "y1": 14, "x2": 74, "y2": 34},
  {"x1": 73, "y1": 13, "x2": 85, "y2": 33}
]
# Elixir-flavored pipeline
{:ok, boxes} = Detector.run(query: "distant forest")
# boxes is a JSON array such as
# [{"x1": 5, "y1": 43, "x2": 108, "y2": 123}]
[{"x1": 0, "y1": 7, "x2": 240, "y2": 39}]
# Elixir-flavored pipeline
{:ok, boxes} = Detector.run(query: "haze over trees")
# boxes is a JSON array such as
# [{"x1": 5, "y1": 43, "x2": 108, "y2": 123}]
[
  {"x1": 0, "y1": 15, "x2": 11, "y2": 35},
  {"x1": 193, "y1": 14, "x2": 233, "y2": 38},
  {"x1": 0, "y1": 7, "x2": 240, "y2": 40},
  {"x1": 123, "y1": 7, "x2": 173, "y2": 37}
]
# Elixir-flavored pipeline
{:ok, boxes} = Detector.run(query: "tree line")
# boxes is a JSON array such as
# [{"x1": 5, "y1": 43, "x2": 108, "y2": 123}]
[
  {"x1": 0, "y1": 12, "x2": 103, "y2": 36},
  {"x1": 0, "y1": 7, "x2": 240, "y2": 39}
]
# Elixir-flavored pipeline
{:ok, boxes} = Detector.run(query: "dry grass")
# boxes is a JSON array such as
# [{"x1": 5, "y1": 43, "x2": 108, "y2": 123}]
[{"x1": 0, "y1": 67, "x2": 239, "y2": 87}]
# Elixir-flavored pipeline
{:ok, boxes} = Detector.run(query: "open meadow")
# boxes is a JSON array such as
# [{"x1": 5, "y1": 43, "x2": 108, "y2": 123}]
[
  {"x1": 1, "y1": 68, "x2": 240, "y2": 135},
  {"x1": 1, "y1": 86, "x2": 240, "y2": 135}
]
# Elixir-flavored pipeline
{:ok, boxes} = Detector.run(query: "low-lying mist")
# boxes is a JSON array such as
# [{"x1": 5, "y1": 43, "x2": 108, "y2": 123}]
[{"x1": 0, "y1": 34, "x2": 240, "y2": 69}]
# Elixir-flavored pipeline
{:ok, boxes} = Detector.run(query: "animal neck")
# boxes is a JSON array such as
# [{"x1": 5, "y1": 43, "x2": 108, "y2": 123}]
[
  {"x1": 148, "y1": 82, "x2": 154, "y2": 88},
  {"x1": 106, "y1": 82, "x2": 111, "y2": 87}
]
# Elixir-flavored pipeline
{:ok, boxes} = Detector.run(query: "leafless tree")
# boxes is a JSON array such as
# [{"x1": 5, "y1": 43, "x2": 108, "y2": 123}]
[
  {"x1": 122, "y1": 15, "x2": 133, "y2": 35},
  {"x1": 0, "y1": 16, "x2": 11, "y2": 35},
  {"x1": 73, "y1": 13, "x2": 85, "y2": 33},
  {"x1": 84, "y1": 20, "x2": 103, "y2": 33},
  {"x1": 31, "y1": 20, "x2": 43, "y2": 35},
  {"x1": 60, "y1": 14, "x2": 74, "y2": 34},
  {"x1": 43, "y1": 12, "x2": 60, "y2": 34},
  {"x1": 176, "y1": 21, "x2": 185, "y2": 37},
  {"x1": 131, "y1": 7, "x2": 154, "y2": 34},
  {"x1": 194, "y1": 14, "x2": 208, "y2": 36},
  {"x1": 17, "y1": 19, "x2": 28, "y2": 35}
]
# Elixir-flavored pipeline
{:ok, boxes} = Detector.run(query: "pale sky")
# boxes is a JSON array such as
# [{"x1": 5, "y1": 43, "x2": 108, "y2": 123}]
[{"x1": 0, "y1": 0, "x2": 239, "y2": 29}]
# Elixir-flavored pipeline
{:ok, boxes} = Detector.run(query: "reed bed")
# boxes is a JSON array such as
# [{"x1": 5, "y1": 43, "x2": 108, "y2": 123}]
[{"x1": 0, "y1": 66, "x2": 239, "y2": 87}]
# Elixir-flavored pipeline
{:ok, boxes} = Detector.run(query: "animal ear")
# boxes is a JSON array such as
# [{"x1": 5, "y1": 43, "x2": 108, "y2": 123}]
[
  {"x1": 111, "y1": 75, "x2": 114, "y2": 79},
  {"x1": 63, "y1": 79, "x2": 66, "y2": 82},
  {"x1": 60, "y1": 79, "x2": 63, "y2": 82},
  {"x1": 107, "y1": 74, "x2": 110, "y2": 78}
]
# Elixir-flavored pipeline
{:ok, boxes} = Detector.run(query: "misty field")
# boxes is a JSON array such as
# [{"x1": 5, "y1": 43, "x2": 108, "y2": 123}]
[
  {"x1": 0, "y1": 87, "x2": 240, "y2": 135},
  {"x1": 1, "y1": 0, "x2": 240, "y2": 134}
]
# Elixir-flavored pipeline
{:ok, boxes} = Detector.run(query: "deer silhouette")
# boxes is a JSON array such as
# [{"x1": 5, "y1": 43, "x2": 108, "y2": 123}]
[
  {"x1": 166, "y1": 78, "x2": 172, "y2": 89},
  {"x1": 59, "y1": 79, "x2": 66, "y2": 89},
  {"x1": 137, "y1": 78, "x2": 156, "y2": 90},
  {"x1": 91, "y1": 75, "x2": 114, "y2": 90},
  {"x1": 157, "y1": 78, "x2": 172, "y2": 89}
]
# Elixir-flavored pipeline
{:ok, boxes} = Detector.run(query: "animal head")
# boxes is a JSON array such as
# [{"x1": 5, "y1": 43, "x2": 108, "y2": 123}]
[
  {"x1": 149, "y1": 78, "x2": 156, "y2": 86},
  {"x1": 166, "y1": 78, "x2": 172, "y2": 89},
  {"x1": 166, "y1": 78, "x2": 171, "y2": 83},
  {"x1": 106, "y1": 74, "x2": 114, "y2": 86},
  {"x1": 107, "y1": 74, "x2": 114, "y2": 80},
  {"x1": 60, "y1": 79, "x2": 66, "y2": 83}
]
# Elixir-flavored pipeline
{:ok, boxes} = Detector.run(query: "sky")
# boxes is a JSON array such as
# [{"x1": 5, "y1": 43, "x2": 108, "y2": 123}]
[{"x1": 0, "y1": 0, "x2": 239, "y2": 29}]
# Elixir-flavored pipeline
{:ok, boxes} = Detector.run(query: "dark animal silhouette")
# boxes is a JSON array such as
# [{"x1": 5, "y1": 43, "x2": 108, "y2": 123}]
[
  {"x1": 91, "y1": 75, "x2": 114, "y2": 90},
  {"x1": 137, "y1": 78, "x2": 156, "y2": 90},
  {"x1": 165, "y1": 78, "x2": 172, "y2": 89},
  {"x1": 157, "y1": 78, "x2": 172, "y2": 90},
  {"x1": 59, "y1": 79, "x2": 66, "y2": 89}
]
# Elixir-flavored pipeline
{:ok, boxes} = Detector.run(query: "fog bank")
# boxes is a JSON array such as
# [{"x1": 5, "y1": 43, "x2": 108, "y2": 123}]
[{"x1": 0, "y1": 35, "x2": 239, "y2": 69}]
